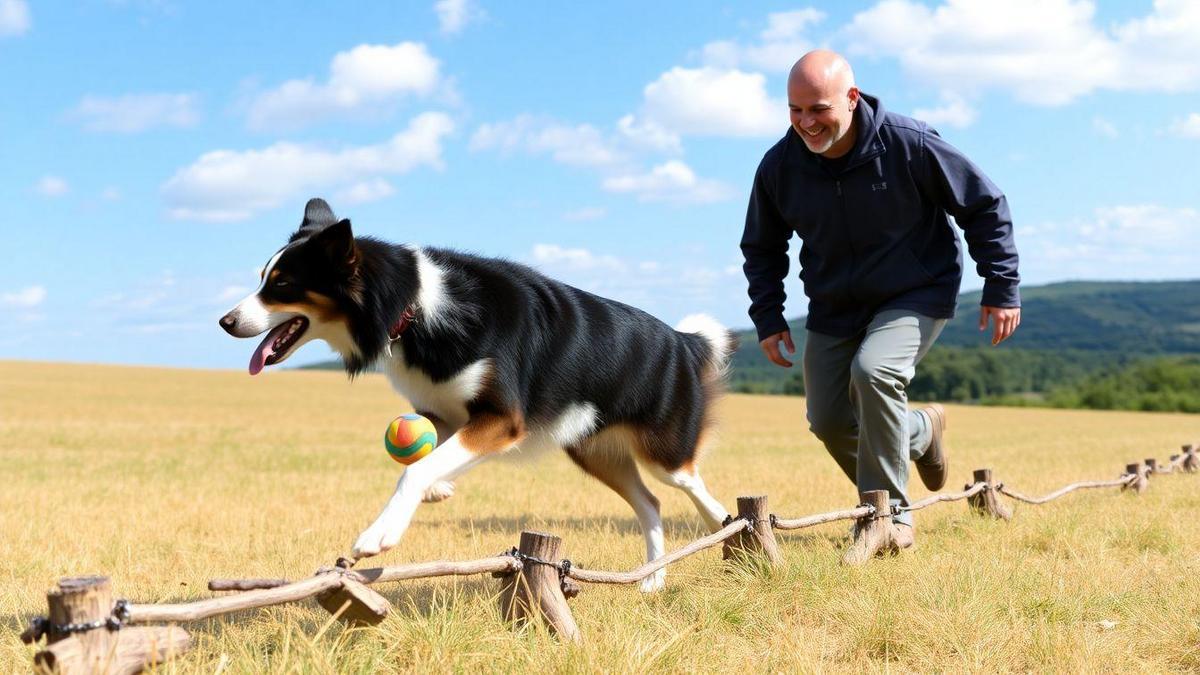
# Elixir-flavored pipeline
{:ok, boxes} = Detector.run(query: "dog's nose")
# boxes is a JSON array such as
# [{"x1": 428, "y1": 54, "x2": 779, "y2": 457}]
[{"x1": 219, "y1": 313, "x2": 238, "y2": 335}]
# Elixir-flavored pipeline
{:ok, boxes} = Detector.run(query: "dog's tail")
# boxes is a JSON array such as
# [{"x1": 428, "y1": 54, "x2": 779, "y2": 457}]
[{"x1": 674, "y1": 313, "x2": 735, "y2": 380}]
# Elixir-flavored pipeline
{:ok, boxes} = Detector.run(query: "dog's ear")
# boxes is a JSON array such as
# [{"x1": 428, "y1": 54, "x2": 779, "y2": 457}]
[
  {"x1": 311, "y1": 218, "x2": 359, "y2": 273},
  {"x1": 299, "y1": 198, "x2": 338, "y2": 232}
]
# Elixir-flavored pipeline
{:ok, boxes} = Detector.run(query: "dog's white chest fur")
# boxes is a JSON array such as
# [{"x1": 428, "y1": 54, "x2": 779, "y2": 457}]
[{"x1": 382, "y1": 353, "x2": 489, "y2": 428}]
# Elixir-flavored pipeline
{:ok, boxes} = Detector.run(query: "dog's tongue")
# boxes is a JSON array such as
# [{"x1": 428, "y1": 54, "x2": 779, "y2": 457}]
[{"x1": 249, "y1": 322, "x2": 290, "y2": 376}]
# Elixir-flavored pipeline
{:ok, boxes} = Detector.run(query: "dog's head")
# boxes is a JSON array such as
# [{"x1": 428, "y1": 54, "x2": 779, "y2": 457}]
[{"x1": 219, "y1": 198, "x2": 364, "y2": 375}]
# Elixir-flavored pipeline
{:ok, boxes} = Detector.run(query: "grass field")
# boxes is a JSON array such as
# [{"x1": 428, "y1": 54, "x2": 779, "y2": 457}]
[{"x1": 3, "y1": 359, "x2": 1200, "y2": 672}]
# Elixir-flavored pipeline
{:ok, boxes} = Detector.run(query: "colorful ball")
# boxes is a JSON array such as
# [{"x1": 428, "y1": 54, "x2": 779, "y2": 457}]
[{"x1": 384, "y1": 413, "x2": 438, "y2": 465}]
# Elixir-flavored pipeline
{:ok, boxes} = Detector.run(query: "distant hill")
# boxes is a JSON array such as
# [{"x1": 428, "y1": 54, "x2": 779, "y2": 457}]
[{"x1": 728, "y1": 279, "x2": 1200, "y2": 394}]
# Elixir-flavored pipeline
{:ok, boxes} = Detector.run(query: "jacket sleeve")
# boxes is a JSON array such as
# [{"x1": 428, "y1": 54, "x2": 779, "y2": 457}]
[
  {"x1": 740, "y1": 161, "x2": 793, "y2": 341},
  {"x1": 920, "y1": 129, "x2": 1021, "y2": 308}
]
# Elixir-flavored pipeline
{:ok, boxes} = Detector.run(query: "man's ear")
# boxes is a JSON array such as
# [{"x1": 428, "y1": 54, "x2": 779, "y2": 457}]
[
  {"x1": 312, "y1": 218, "x2": 359, "y2": 273},
  {"x1": 847, "y1": 87, "x2": 860, "y2": 111},
  {"x1": 299, "y1": 197, "x2": 338, "y2": 233}
]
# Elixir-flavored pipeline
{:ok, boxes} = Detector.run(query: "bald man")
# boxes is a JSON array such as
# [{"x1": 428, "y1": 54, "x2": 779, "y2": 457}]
[{"x1": 740, "y1": 50, "x2": 1020, "y2": 551}]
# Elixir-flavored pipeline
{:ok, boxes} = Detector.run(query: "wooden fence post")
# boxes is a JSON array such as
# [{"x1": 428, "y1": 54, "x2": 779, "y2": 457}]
[
  {"x1": 722, "y1": 495, "x2": 782, "y2": 566},
  {"x1": 1123, "y1": 462, "x2": 1149, "y2": 494},
  {"x1": 497, "y1": 531, "x2": 580, "y2": 642},
  {"x1": 33, "y1": 576, "x2": 190, "y2": 675},
  {"x1": 1145, "y1": 458, "x2": 1160, "y2": 475},
  {"x1": 968, "y1": 468, "x2": 1012, "y2": 520},
  {"x1": 842, "y1": 490, "x2": 900, "y2": 566},
  {"x1": 1183, "y1": 445, "x2": 1198, "y2": 473}
]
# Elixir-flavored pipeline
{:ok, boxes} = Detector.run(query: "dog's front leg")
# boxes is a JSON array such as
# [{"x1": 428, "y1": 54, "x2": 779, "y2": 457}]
[{"x1": 352, "y1": 435, "x2": 485, "y2": 559}]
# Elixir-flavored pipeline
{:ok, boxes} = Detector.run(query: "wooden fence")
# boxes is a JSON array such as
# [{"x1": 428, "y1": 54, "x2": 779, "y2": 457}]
[{"x1": 19, "y1": 443, "x2": 1198, "y2": 673}]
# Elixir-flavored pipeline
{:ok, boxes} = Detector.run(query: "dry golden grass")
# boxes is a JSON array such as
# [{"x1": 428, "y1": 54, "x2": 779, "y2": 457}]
[{"x1": 3, "y1": 359, "x2": 1200, "y2": 673}]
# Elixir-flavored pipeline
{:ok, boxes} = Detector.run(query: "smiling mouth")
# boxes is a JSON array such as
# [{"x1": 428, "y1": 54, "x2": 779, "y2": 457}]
[{"x1": 248, "y1": 316, "x2": 309, "y2": 376}]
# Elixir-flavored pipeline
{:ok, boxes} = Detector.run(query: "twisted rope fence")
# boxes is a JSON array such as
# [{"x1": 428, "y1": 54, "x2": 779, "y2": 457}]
[{"x1": 20, "y1": 442, "x2": 1198, "y2": 672}]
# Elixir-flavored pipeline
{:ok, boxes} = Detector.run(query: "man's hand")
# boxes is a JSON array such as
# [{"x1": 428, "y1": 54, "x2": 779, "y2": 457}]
[
  {"x1": 979, "y1": 306, "x2": 1021, "y2": 346},
  {"x1": 760, "y1": 330, "x2": 795, "y2": 367}
]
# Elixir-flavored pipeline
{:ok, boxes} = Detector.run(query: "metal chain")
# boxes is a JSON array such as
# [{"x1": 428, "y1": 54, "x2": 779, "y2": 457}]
[{"x1": 500, "y1": 547, "x2": 572, "y2": 579}]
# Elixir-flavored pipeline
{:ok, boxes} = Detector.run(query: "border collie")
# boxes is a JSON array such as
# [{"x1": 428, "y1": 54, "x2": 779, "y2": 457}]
[{"x1": 219, "y1": 198, "x2": 733, "y2": 591}]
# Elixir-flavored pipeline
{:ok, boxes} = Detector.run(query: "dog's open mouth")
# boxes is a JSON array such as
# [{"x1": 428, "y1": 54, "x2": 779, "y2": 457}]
[{"x1": 249, "y1": 316, "x2": 309, "y2": 376}]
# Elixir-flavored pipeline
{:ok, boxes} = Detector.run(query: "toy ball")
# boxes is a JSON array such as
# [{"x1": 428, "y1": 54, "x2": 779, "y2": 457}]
[{"x1": 384, "y1": 413, "x2": 437, "y2": 465}]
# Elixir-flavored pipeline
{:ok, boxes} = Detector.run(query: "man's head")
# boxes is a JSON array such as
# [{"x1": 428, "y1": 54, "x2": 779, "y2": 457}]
[{"x1": 787, "y1": 50, "x2": 859, "y2": 158}]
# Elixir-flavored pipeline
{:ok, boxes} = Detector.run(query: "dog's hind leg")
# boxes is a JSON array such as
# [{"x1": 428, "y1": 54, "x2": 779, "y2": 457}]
[
  {"x1": 567, "y1": 437, "x2": 667, "y2": 592},
  {"x1": 640, "y1": 460, "x2": 729, "y2": 533}
]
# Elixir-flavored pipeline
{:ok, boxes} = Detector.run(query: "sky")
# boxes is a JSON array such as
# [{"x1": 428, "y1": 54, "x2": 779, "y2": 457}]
[{"x1": 1, "y1": 0, "x2": 1199, "y2": 370}]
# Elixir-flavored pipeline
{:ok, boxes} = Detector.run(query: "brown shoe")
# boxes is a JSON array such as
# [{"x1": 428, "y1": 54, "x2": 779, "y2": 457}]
[{"x1": 915, "y1": 403, "x2": 949, "y2": 491}]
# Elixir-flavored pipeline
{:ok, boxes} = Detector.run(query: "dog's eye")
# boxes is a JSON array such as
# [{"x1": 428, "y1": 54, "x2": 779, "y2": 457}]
[{"x1": 273, "y1": 279, "x2": 290, "y2": 288}]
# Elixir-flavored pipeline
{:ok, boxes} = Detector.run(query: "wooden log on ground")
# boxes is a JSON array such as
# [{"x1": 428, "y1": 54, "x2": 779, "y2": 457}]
[
  {"x1": 34, "y1": 576, "x2": 190, "y2": 674},
  {"x1": 968, "y1": 468, "x2": 1012, "y2": 520},
  {"x1": 841, "y1": 490, "x2": 902, "y2": 566},
  {"x1": 128, "y1": 574, "x2": 342, "y2": 623},
  {"x1": 315, "y1": 578, "x2": 391, "y2": 626},
  {"x1": 1123, "y1": 462, "x2": 1149, "y2": 494},
  {"x1": 722, "y1": 495, "x2": 782, "y2": 566},
  {"x1": 497, "y1": 531, "x2": 579, "y2": 642}
]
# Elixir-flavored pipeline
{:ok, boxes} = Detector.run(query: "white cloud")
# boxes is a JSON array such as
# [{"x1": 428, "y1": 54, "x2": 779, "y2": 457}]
[
  {"x1": 616, "y1": 115, "x2": 682, "y2": 154},
  {"x1": 1168, "y1": 112, "x2": 1200, "y2": 139},
  {"x1": 0, "y1": 0, "x2": 29, "y2": 37},
  {"x1": 470, "y1": 115, "x2": 626, "y2": 168},
  {"x1": 602, "y1": 160, "x2": 734, "y2": 204},
  {"x1": 698, "y1": 9, "x2": 825, "y2": 72},
  {"x1": 71, "y1": 93, "x2": 199, "y2": 133},
  {"x1": 335, "y1": 178, "x2": 396, "y2": 205},
  {"x1": 101, "y1": 186, "x2": 122, "y2": 201},
  {"x1": 1092, "y1": 116, "x2": 1118, "y2": 139},
  {"x1": 36, "y1": 176, "x2": 68, "y2": 197},
  {"x1": 634, "y1": 67, "x2": 785, "y2": 138},
  {"x1": 912, "y1": 92, "x2": 977, "y2": 128},
  {"x1": 1022, "y1": 204, "x2": 1200, "y2": 282},
  {"x1": 246, "y1": 42, "x2": 442, "y2": 130},
  {"x1": 217, "y1": 285, "x2": 250, "y2": 302},
  {"x1": 434, "y1": 0, "x2": 484, "y2": 34},
  {"x1": 531, "y1": 244, "x2": 625, "y2": 272},
  {"x1": 163, "y1": 111, "x2": 454, "y2": 222},
  {"x1": 562, "y1": 207, "x2": 606, "y2": 222},
  {"x1": 1, "y1": 285, "x2": 45, "y2": 308},
  {"x1": 843, "y1": 0, "x2": 1200, "y2": 106}
]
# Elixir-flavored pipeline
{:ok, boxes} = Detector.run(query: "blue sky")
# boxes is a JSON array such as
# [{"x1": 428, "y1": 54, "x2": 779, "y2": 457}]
[{"x1": 2, "y1": 0, "x2": 1198, "y2": 370}]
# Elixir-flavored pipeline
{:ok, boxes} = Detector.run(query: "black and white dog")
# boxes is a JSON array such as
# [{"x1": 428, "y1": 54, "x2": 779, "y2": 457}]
[{"x1": 220, "y1": 198, "x2": 732, "y2": 591}]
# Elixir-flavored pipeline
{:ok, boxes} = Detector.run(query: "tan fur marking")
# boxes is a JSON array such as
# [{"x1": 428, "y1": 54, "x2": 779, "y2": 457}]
[
  {"x1": 262, "y1": 295, "x2": 345, "y2": 323},
  {"x1": 459, "y1": 411, "x2": 526, "y2": 454}
]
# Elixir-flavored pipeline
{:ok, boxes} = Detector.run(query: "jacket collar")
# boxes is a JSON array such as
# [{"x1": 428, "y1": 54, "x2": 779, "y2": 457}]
[{"x1": 789, "y1": 92, "x2": 887, "y2": 174}]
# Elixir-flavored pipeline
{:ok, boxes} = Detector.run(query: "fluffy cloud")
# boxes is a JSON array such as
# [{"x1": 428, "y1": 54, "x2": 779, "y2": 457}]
[
  {"x1": 912, "y1": 92, "x2": 977, "y2": 129},
  {"x1": 562, "y1": 207, "x2": 606, "y2": 222},
  {"x1": 1092, "y1": 117, "x2": 1118, "y2": 139},
  {"x1": 1022, "y1": 204, "x2": 1200, "y2": 282},
  {"x1": 434, "y1": 0, "x2": 484, "y2": 34},
  {"x1": 602, "y1": 160, "x2": 734, "y2": 204},
  {"x1": 634, "y1": 67, "x2": 784, "y2": 137},
  {"x1": 246, "y1": 42, "x2": 442, "y2": 130},
  {"x1": 1, "y1": 285, "x2": 45, "y2": 308},
  {"x1": 71, "y1": 93, "x2": 199, "y2": 133},
  {"x1": 470, "y1": 115, "x2": 626, "y2": 168},
  {"x1": 0, "y1": 0, "x2": 29, "y2": 37},
  {"x1": 843, "y1": 0, "x2": 1200, "y2": 105},
  {"x1": 335, "y1": 178, "x2": 396, "y2": 205},
  {"x1": 1168, "y1": 113, "x2": 1200, "y2": 139},
  {"x1": 698, "y1": 9, "x2": 824, "y2": 72},
  {"x1": 36, "y1": 176, "x2": 68, "y2": 197},
  {"x1": 162, "y1": 111, "x2": 454, "y2": 221}
]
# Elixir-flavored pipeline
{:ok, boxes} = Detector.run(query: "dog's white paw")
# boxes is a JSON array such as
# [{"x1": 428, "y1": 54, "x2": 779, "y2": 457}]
[
  {"x1": 639, "y1": 568, "x2": 666, "y2": 593},
  {"x1": 351, "y1": 525, "x2": 402, "y2": 560},
  {"x1": 422, "y1": 480, "x2": 455, "y2": 503}
]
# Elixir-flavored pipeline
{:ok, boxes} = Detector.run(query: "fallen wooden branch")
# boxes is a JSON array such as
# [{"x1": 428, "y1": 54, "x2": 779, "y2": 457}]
[
  {"x1": 998, "y1": 476, "x2": 1136, "y2": 504},
  {"x1": 567, "y1": 518, "x2": 748, "y2": 584}
]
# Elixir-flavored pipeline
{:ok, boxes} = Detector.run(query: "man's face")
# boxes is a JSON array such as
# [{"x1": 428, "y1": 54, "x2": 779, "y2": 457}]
[{"x1": 787, "y1": 80, "x2": 858, "y2": 157}]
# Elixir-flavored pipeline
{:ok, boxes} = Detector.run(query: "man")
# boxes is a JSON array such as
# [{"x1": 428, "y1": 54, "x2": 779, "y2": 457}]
[{"x1": 740, "y1": 49, "x2": 1021, "y2": 555}]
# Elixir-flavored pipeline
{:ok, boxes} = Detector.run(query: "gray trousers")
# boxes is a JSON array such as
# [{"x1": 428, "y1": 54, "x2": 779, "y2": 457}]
[{"x1": 803, "y1": 309, "x2": 946, "y2": 526}]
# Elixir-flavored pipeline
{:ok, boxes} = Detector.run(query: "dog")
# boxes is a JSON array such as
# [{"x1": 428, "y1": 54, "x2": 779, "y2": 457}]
[{"x1": 219, "y1": 198, "x2": 733, "y2": 591}]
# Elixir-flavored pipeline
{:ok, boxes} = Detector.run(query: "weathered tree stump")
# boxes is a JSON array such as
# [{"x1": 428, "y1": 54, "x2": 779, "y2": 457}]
[
  {"x1": 1123, "y1": 462, "x2": 1149, "y2": 494},
  {"x1": 315, "y1": 577, "x2": 391, "y2": 626},
  {"x1": 33, "y1": 576, "x2": 190, "y2": 675},
  {"x1": 968, "y1": 468, "x2": 1012, "y2": 520},
  {"x1": 722, "y1": 495, "x2": 782, "y2": 566},
  {"x1": 841, "y1": 490, "x2": 903, "y2": 566},
  {"x1": 1183, "y1": 445, "x2": 1199, "y2": 473},
  {"x1": 497, "y1": 531, "x2": 579, "y2": 642}
]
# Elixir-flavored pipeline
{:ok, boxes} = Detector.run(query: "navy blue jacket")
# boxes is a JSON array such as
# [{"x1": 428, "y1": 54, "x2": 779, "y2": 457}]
[{"x1": 741, "y1": 93, "x2": 1020, "y2": 341}]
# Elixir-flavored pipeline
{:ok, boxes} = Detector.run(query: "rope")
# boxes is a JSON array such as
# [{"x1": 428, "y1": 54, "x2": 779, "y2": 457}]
[
  {"x1": 997, "y1": 474, "x2": 1137, "y2": 504},
  {"x1": 894, "y1": 482, "x2": 986, "y2": 513}
]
